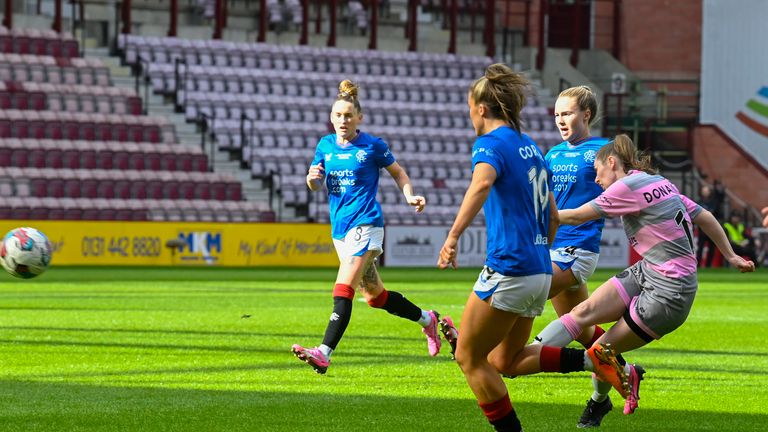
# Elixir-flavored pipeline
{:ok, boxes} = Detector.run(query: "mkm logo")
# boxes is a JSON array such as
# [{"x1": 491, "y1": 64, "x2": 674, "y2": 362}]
[{"x1": 177, "y1": 231, "x2": 222, "y2": 263}]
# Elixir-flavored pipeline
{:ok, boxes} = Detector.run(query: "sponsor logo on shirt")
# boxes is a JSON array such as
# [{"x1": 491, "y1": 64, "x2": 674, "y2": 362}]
[
  {"x1": 328, "y1": 169, "x2": 356, "y2": 193},
  {"x1": 551, "y1": 163, "x2": 579, "y2": 192},
  {"x1": 564, "y1": 152, "x2": 580, "y2": 158},
  {"x1": 337, "y1": 153, "x2": 352, "y2": 160},
  {"x1": 325, "y1": 154, "x2": 332, "y2": 162}
]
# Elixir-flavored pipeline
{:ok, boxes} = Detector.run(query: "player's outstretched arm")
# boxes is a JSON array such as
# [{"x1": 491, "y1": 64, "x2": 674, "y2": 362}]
[
  {"x1": 558, "y1": 202, "x2": 601, "y2": 226},
  {"x1": 693, "y1": 209, "x2": 755, "y2": 272}
]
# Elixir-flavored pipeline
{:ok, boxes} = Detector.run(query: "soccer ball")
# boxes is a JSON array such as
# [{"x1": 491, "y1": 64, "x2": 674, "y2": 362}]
[{"x1": 0, "y1": 227, "x2": 52, "y2": 279}]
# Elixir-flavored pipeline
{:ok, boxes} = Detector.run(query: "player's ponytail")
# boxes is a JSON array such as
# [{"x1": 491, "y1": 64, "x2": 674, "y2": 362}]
[
  {"x1": 469, "y1": 63, "x2": 529, "y2": 133},
  {"x1": 596, "y1": 134, "x2": 658, "y2": 174}
]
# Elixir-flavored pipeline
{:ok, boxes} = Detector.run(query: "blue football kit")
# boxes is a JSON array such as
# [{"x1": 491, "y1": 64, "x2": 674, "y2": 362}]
[
  {"x1": 472, "y1": 126, "x2": 553, "y2": 277},
  {"x1": 545, "y1": 137, "x2": 609, "y2": 253},
  {"x1": 311, "y1": 131, "x2": 395, "y2": 240}
]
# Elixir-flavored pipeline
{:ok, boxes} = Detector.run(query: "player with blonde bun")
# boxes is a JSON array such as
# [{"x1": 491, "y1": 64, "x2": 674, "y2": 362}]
[{"x1": 292, "y1": 80, "x2": 443, "y2": 374}]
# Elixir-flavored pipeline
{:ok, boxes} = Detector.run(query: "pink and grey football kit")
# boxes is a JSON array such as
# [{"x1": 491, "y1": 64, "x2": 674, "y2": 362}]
[{"x1": 589, "y1": 170, "x2": 703, "y2": 341}]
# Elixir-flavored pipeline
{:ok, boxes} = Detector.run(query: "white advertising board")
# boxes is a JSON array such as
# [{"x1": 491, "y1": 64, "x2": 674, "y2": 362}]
[{"x1": 384, "y1": 224, "x2": 629, "y2": 269}]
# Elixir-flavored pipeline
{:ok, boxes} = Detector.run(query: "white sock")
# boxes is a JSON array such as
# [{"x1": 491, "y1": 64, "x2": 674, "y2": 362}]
[
  {"x1": 533, "y1": 316, "x2": 579, "y2": 347},
  {"x1": 417, "y1": 310, "x2": 432, "y2": 327},
  {"x1": 583, "y1": 351, "x2": 594, "y2": 371},
  {"x1": 591, "y1": 375, "x2": 612, "y2": 402},
  {"x1": 318, "y1": 344, "x2": 333, "y2": 359}
]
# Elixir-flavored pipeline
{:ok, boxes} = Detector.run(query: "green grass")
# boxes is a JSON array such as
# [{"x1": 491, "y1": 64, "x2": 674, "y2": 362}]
[{"x1": 0, "y1": 267, "x2": 766, "y2": 431}]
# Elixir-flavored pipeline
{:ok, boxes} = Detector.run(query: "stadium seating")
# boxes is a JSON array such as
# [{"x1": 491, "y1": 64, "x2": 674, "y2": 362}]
[
  {"x1": 0, "y1": 195, "x2": 271, "y2": 222},
  {"x1": 0, "y1": 109, "x2": 173, "y2": 143},
  {"x1": 0, "y1": 27, "x2": 79, "y2": 58},
  {"x1": 0, "y1": 30, "x2": 277, "y2": 223},
  {"x1": 0, "y1": 81, "x2": 142, "y2": 114},
  {"x1": 122, "y1": 35, "x2": 561, "y2": 225},
  {"x1": 0, "y1": 138, "x2": 208, "y2": 171},
  {"x1": 0, "y1": 53, "x2": 109, "y2": 85}
]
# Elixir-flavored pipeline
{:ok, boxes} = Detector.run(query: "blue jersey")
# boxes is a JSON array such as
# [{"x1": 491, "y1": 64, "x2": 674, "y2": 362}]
[
  {"x1": 546, "y1": 137, "x2": 609, "y2": 253},
  {"x1": 311, "y1": 131, "x2": 395, "y2": 239},
  {"x1": 472, "y1": 127, "x2": 552, "y2": 276}
]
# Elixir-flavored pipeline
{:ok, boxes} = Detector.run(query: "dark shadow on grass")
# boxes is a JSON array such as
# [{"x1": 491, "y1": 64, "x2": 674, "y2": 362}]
[
  {"x1": 638, "y1": 346, "x2": 768, "y2": 358},
  {"x1": 0, "y1": 338, "x2": 450, "y2": 365},
  {"x1": 0, "y1": 306, "x2": 160, "y2": 312},
  {"x1": 0, "y1": 380, "x2": 764, "y2": 432},
  {"x1": 0, "y1": 326, "x2": 434, "y2": 343},
  {"x1": 0, "y1": 286, "x2": 332, "y2": 300}
]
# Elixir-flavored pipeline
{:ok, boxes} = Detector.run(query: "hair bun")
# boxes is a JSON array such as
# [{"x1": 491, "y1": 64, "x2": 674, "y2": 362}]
[{"x1": 338, "y1": 79, "x2": 359, "y2": 98}]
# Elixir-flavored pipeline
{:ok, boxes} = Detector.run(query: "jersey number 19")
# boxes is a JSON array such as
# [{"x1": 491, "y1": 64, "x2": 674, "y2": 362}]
[{"x1": 528, "y1": 166, "x2": 550, "y2": 225}]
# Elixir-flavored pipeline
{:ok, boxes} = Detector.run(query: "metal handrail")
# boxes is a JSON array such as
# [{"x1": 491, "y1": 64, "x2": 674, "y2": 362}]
[
  {"x1": 173, "y1": 57, "x2": 187, "y2": 110},
  {"x1": 240, "y1": 113, "x2": 255, "y2": 167},
  {"x1": 136, "y1": 58, "x2": 150, "y2": 115},
  {"x1": 198, "y1": 112, "x2": 215, "y2": 172}
]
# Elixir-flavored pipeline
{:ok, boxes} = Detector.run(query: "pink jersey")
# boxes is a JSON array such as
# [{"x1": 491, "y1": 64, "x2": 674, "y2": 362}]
[{"x1": 589, "y1": 170, "x2": 702, "y2": 279}]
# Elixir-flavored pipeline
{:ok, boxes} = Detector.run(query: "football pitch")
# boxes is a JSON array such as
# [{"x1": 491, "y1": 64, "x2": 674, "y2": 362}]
[{"x1": 0, "y1": 267, "x2": 765, "y2": 431}]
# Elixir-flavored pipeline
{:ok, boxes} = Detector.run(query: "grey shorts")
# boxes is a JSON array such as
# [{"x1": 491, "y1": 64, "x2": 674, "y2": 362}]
[
  {"x1": 611, "y1": 261, "x2": 698, "y2": 341},
  {"x1": 473, "y1": 266, "x2": 551, "y2": 317}
]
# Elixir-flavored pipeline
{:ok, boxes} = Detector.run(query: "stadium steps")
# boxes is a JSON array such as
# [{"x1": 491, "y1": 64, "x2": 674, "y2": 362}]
[{"x1": 84, "y1": 46, "x2": 295, "y2": 218}]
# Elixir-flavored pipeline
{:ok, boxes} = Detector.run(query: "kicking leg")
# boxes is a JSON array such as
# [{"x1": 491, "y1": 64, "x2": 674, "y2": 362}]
[
  {"x1": 594, "y1": 318, "x2": 649, "y2": 415},
  {"x1": 535, "y1": 278, "x2": 627, "y2": 347}
]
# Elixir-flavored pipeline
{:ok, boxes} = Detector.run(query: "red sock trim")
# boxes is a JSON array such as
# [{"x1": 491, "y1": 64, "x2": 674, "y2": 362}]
[
  {"x1": 589, "y1": 325, "x2": 606, "y2": 346},
  {"x1": 367, "y1": 289, "x2": 389, "y2": 308},
  {"x1": 333, "y1": 283, "x2": 355, "y2": 299},
  {"x1": 539, "y1": 345, "x2": 562, "y2": 372},
  {"x1": 479, "y1": 393, "x2": 513, "y2": 422}
]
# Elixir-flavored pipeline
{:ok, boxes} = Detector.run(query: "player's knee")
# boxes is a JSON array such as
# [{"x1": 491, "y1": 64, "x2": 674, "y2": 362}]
[
  {"x1": 454, "y1": 347, "x2": 471, "y2": 372},
  {"x1": 366, "y1": 288, "x2": 389, "y2": 308},
  {"x1": 454, "y1": 346, "x2": 484, "y2": 373},
  {"x1": 487, "y1": 351, "x2": 510, "y2": 373},
  {"x1": 568, "y1": 302, "x2": 595, "y2": 325}
]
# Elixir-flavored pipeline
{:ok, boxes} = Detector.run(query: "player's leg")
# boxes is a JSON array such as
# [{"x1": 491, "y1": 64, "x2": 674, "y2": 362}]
[
  {"x1": 439, "y1": 259, "x2": 589, "y2": 359},
  {"x1": 545, "y1": 249, "x2": 609, "y2": 348},
  {"x1": 360, "y1": 259, "x2": 442, "y2": 356},
  {"x1": 292, "y1": 250, "x2": 375, "y2": 373},
  {"x1": 549, "y1": 280, "x2": 599, "y2": 345},
  {"x1": 455, "y1": 293, "x2": 524, "y2": 432},
  {"x1": 547, "y1": 261, "x2": 579, "y2": 300},
  {"x1": 535, "y1": 275, "x2": 630, "y2": 347},
  {"x1": 588, "y1": 318, "x2": 648, "y2": 417},
  {"x1": 581, "y1": 271, "x2": 692, "y2": 418},
  {"x1": 292, "y1": 226, "x2": 380, "y2": 373}
]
